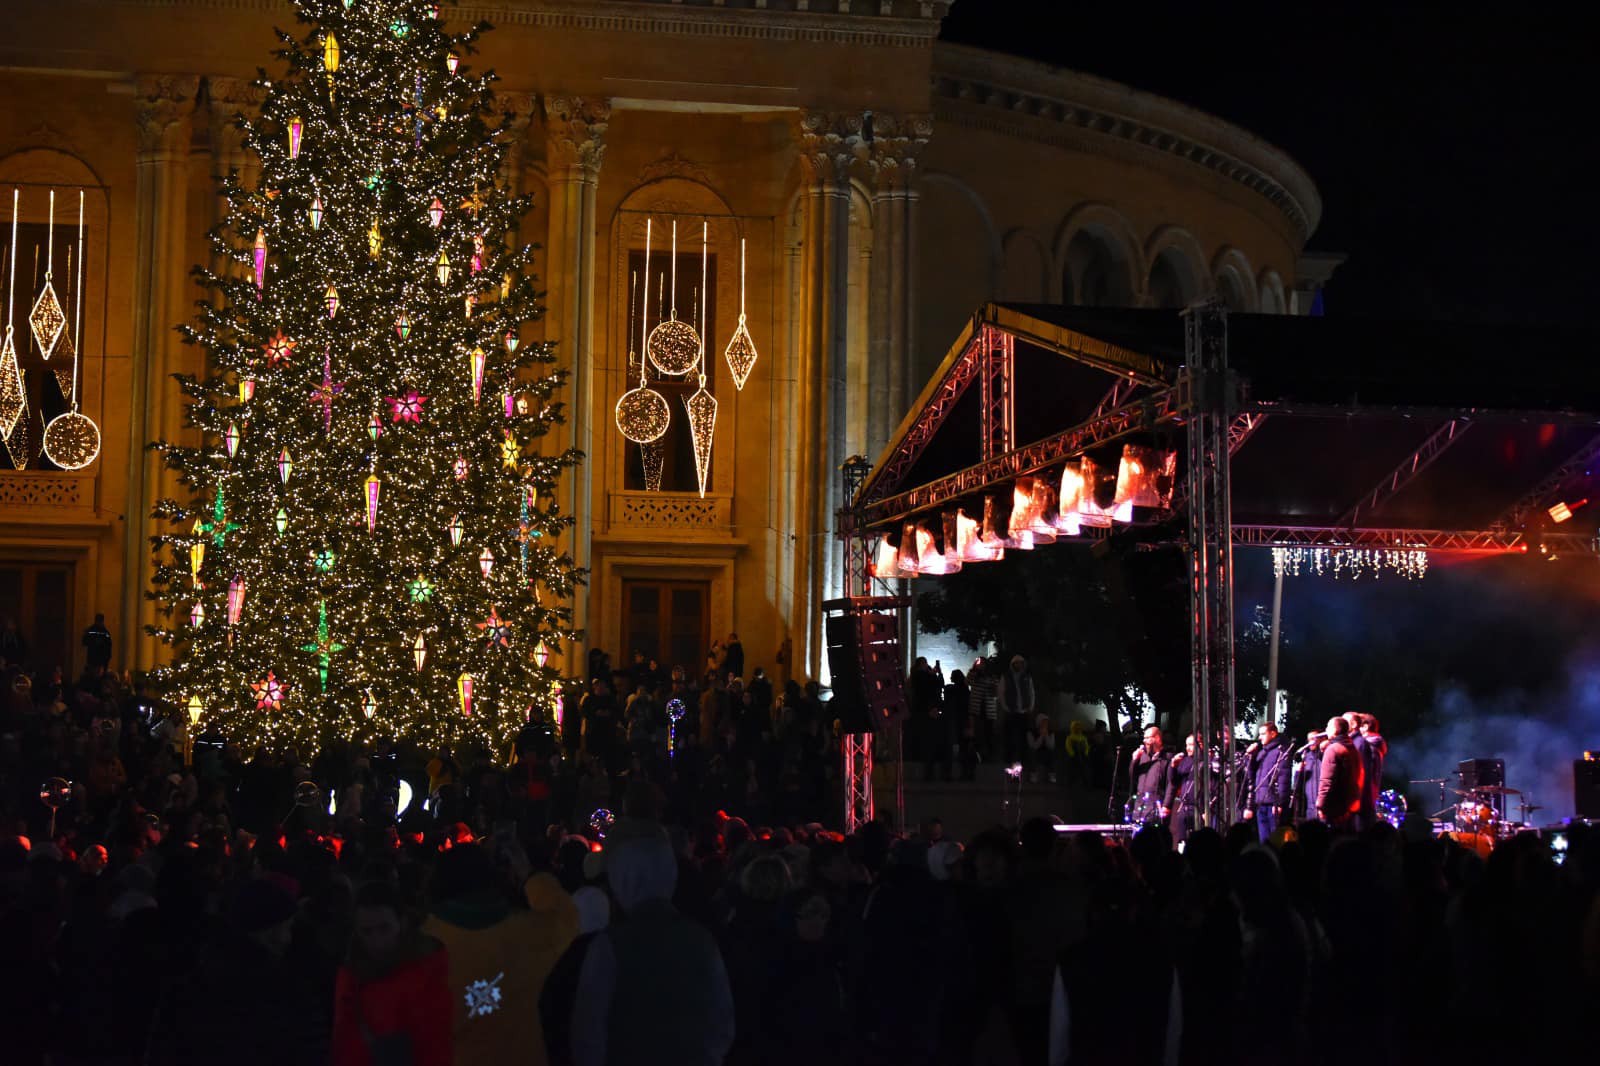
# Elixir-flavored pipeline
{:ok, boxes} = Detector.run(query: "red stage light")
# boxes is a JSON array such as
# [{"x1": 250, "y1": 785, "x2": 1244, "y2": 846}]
[{"x1": 1548, "y1": 499, "x2": 1587, "y2": 523}]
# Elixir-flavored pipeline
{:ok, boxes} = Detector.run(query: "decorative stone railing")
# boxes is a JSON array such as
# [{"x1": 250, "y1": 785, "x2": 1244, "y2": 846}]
[
  {"x1": 0, "y1": 470, "x2": 97, "y2": 515},
  {"x1": 606, "y1": 490, "x2": 733, "y2": 537}
]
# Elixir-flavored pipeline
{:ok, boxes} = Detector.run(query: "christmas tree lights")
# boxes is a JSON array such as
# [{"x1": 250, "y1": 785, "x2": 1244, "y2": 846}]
[{"x1": 148, "y1": 0, "x2": 578, "y2": 755}]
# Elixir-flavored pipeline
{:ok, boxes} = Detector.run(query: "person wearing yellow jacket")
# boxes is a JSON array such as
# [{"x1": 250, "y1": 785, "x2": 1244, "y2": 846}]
[{"x1": 423, "y1": 841, "x2": 578, "y2": 1066}]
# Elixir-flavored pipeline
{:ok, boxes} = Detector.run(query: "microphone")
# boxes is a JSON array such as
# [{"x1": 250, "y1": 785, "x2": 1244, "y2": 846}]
[{"x1": 1245, "y1": 742, "x2": 1260, "y2": 755}]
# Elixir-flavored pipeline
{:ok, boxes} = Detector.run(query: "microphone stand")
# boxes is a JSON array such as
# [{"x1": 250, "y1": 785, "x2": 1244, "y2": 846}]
[{"x1": 1107, "y1": 740, "x2": 1127, "y2": 821}]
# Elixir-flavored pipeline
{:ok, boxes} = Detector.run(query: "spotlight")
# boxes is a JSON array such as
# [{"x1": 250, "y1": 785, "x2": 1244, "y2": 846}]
[{"x1": 1548, "y1": 499, "x2": 1587, "y2": 523}]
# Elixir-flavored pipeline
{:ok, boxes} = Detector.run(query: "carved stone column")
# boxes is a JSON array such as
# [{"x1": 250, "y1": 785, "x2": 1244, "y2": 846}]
[
  {"x1": 794, "y1": 111, "x2": 860, "y2": 679},
  {"x1": 205, "y1": 76, "x2": 264, "y2": 283},
  {"x1": 867, "y1": 113, "x2": 930, "y2": 458},
  {"x1": 543, "y1": 95, "x2": 608, "y2": 674},
  {"x1": 125, "y1": 74, "x2": 199, "y2": 669}
]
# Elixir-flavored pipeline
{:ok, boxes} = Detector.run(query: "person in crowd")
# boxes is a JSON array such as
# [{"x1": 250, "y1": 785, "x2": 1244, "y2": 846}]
[
  {"x1": 1062, "y1": 719, "x2": 1090, "y2": 789},
  {"x1": 997, "y1": 654, "x2": 1035, "y2": 765},
  {"x1": 1316, "y1": 716, "x2": 1364, "y2": 830},
  {"x1": 1164, "y1": 733, "x2": 1200, "y2": 845},
  {"x1": 1026, "y1": 712, "x2": 1056, "y2": 784},
  {"x1": 571, "y1": 821, "x2": 735, "y2": 1066},
  {"x1": 81, "y1": 613, "x2": 113, "y2": 671},
  {"x1": 1128, "y1": 724, "x2": 1169, "y2": 822},
  {"x1": 723, "y1": 632, "x2": 745, "y2": 682},
  {"x1": 332, "y1": 879, "x2": 451, "y2": 1066},
  {"x1": 1243, "y1": 721, "x2": 1294, "y2": 843},
  {"x1": 967, "y1": 658, "x2": 1000, "y2": 763},
  {"x1": 944, "y1": 668, "x2": 975, "y2": 781},
  {"x1": 422, "y1": 841, "x2": 576, "y2": 1066}
]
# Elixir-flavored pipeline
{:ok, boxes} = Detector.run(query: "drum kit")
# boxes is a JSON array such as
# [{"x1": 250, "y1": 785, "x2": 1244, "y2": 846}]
[{"x1": 1415, "y1": 775, "x2": 1542, "y2": 853}]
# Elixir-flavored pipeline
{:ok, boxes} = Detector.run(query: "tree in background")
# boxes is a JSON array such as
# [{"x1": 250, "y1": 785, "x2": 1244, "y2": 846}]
[{"x1": 147, "y1": 0, "x2": 579, "y2": 756}]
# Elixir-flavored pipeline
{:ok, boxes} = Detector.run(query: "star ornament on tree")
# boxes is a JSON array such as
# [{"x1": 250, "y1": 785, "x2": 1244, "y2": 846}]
[
  {"x1": 251, "y1": 670, "x2": 289, "y2": 711},
  {"x1": 301, "y1": 601, "x2": 346, "y2": 692},
  {"x1": 387, "y1": 389, "x2": 428, "y2": 423},
  {"x1": 309, "y1": 347, "x2": 347, "y2": 434},
  {"x1": 202, "y1": 484, "x2": 241, "y2": 547},
  {"x1": 263, "y1": 330, "x2": 297, "y2": 368},
  {"x1": 477, "y1": 607, "x2": 512, "y2": 649}
]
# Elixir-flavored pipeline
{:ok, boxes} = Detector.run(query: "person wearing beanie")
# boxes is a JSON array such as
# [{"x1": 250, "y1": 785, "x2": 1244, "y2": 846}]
[
  {"x1": 571, "y1": 823, "x2": 735, "y2": 1066},
  {"x1": 422, "y1": 842, "x2": 577, "y2": 1066}
]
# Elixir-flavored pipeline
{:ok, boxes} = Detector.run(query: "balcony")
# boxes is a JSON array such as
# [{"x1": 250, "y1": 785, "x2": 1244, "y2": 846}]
[
  {"x1": 604, "y1": 490, "x2": 735, "y2": 542},
  {"x1": 0, "y1": 470, "x2": 101, "y2": 525}
]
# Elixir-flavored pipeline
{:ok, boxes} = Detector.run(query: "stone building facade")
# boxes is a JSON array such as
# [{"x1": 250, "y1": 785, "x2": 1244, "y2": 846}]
[{"x1": 0, "y1": 0, "x2": 1322, "y2": 686}]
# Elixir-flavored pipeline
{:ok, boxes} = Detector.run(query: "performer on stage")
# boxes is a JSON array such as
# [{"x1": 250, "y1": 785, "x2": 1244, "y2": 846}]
[
  {"x1": 1294, "y1": 730, "x2": 1326, "y2": 822},
  {"x1": 1164, "y1": 734, "x2": 1200, "y2": 844},
  {"x1": 1352, "y1": 712, "x2": 1387, "y2": 830},
  {"x1": 1316, "y1": 717, "x2": 1364, "y2": 830},
  {"x1": 1243, "y1": 722, "x2": 1294, "y2": 842},
  {"x1": 1128, "y1": 725, "x2": 1169, "y2": 823}
]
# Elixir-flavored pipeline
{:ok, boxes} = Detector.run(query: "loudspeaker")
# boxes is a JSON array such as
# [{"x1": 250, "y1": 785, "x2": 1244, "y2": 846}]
[
  {"x1": 824, "y1": 611, "x2": 907, "y2": 733},
  {"x1": 1458, "y1": 758, "x2": 1504, "y2": 790},
  {"x1": 1575, "y1": 756, "x2": 1600, "y2": 820}
]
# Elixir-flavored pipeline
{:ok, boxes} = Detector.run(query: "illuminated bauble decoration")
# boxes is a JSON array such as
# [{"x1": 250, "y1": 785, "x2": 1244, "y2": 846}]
[
  {"x1": 251, "y1": 670, "x2": 288, "y2": 711},
  {"x1": 323, "y1": 32, "x2": 340, "y2": 72},
  {"x1": 190, "y1": 600, "x2": 205, "y2": 627},
  {"x1": 477, "y1": 607, "x2": 512, "y2": 648},
  {"x1": 457, "y1": 672, "x2": 474, "y2": 716},
  {"x1": 40, "y1": 777, "x2": 72, "y2": 810},
  {"x1": 394, "y1": 310, "x2": 411, "y2": 340},
  {"x1": 447, "y1": 513, "x2": 464, "y2": 546},
  {"x1": 409, "y1": 574, "x2": 435, "y2": 603},
  {"x1": 41, "y1": 412, "x2": 101, "y2": 470},
  {"x1": 684, "y1": 379, "x2": 718, "y2": 498},
  {"x1": 186, "y1": 695, "x2": 203, "y2": 727},
  {"x1": 435, "y1": 249, "x2": 451, "y2": 285},
  {"x1": 275, "y1": 507, "x2": 288, "y2": 535},
  {"x1": 367, "y1": 410, "x2": 382, "y2": 441},
  {"x1": 428, "y1": 197, "x2": 444, "y2": 227},
  {"x1": 253, "y1": 229, "x2": 267, "y2": 292},
  {"x1": 288, "y1": 117, "x2": 304, "y2": 159},
  {"x1": 446, "y1": 53, "x2": 460, "y2": 74},
  {"x1": 469, "y1": 346, "x2": 487, "y2": 404},
  {"x1": 478, "y1": 547, "x2": 494, "y2": 578},
  {"x1": 648, "y1": 315, "x2": 700, "y2": 377},
  {"x1": 412, "y1": 633, "x2": 428, "y2": 671},
  {"x1": 312, "y1": 547, "x2": 336, "y2": 572},
  {"x1": 263, "y1": 330, "x2": 296, "y2": 367},
  {"x1": 504, "y1": 327, "x2": 519, "y2": 354},
  {"x1": 278, "y1": 447, "x2": 293, "y2": 484},
  {"x1": 387, "y1": 389, "x2": 427, "y2": 423},
  {"x1": 227, "y1": 576, "x2": 246, "y2": 626},
  {"x1": 724, "y1": 238, "x2": 758, "y2": 389},
  {"x1": 453, "y1": 456, "x2": 469, "y2": 481},
  {"x1": 667, "y1": 697, "x2": 686, "y2": 722},
  {"x1": 308, "y1": 196, "x2": 324, "y2": 230},
  {"x1": 223, "y1": 422, "x2": 241, "y2": 458},
  {"x1": 615, "y1": 386, "x2": 670, "y2": 444},
  {"x1": 324, "y1": 284, "x2": 340, "y2": 318},
  {"x1": 588, "y1": 808, "x2": 615, "y2": 841},
  {"x1": 362, "y1": 689, "x2": 377, "y2": 720},
  {"x1": 364, "y1": 474, "x2": 381, "y2": 533},
  {"x1": 534, "y1": 639, "x2": 552, "y2": 668}
]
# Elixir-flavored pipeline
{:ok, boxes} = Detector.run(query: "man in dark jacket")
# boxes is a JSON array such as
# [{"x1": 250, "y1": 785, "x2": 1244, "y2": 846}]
[
  {"x1": 1164, "y1": 734, "x2": 1200, "y2": 844},
  {"x1": 1243, "y1": 722, "x2": 1295, "y2": 842},
  {"x1": 1295, "y1": 731, "x2": 1326, "y2": 821},
  {"x1": 82, "y1": 613, "x2": 113, "y2": 670},
  {"x1": 1127, "y1": 725, "x2": 1168, "y2": 823},
  {"x1": 1352, "y1": 712, "x2": 1387, "y2": 830},
  {"x1": 1316, "y1": 717, "x2": 1364, "y2": 830}
]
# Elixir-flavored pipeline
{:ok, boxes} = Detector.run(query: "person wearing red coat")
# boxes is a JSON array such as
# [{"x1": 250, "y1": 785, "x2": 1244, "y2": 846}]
[
  {"x1": 333, "y1": 880, "x2": 452, "y2": 1066},
  {"x1": 1315, "y1": 716, "x2": 1365, "y2": 831}
]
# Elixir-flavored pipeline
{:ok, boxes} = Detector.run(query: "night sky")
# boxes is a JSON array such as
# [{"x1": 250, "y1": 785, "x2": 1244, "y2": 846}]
[{"x1": 941, "y1": 3, "x2": 1594, "y2": 326}]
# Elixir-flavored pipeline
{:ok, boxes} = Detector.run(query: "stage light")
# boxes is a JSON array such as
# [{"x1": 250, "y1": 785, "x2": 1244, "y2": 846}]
[{"x1": 1548, "y1": 498, "x2": 1586, "y2": 523}]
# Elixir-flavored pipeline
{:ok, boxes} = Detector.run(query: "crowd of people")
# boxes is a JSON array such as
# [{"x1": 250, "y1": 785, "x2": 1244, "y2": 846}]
[{"x1": 2, "y1": 620, "x2": 1599, "y2": 1065}]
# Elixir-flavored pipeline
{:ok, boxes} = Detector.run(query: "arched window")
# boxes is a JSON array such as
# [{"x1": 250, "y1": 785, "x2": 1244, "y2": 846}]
[
  {"x1": 1062, "y1": 228, "x2": 1134, "y2": 308},
  {"x1": 1147, "y1": 248, "x2": 1195, "y2": 309}
]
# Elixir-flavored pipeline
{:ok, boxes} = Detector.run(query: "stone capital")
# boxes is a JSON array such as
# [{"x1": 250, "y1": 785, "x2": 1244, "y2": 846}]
[
  {"x1": 134, "y1": 74, "x2": 200, "y2": 162},
  {"x1": 865, "y1": 111, "x2": 931, "y2": 193},
  {"x1": 795, "y1": 110, "x2": 863, "y2": 190},
  {"x1": 543, "y1": 95, "x2": 610, "y2": 177},
  {"x1": 204, "y1": 76, "x2": 264, "y2": 175},
  {"x1": 497, "y1": 91, "x2": 539, "y2": 139}
]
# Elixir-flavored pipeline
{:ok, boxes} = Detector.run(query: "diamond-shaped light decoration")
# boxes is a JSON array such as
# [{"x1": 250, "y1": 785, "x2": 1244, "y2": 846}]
[
  {"x1": 29, "y1": 279, "x2": 67, "y2": 361},
  {"x1": 469, "y1": 346, "x2": 486, "y2": 404},
  {"x1": 2, "y1": 399, "x2": 31, "y2": 469},
  {"x1": 724, "y1": 238, "x2": 758, "y2": 390},
  {"x1": 447, "y1": 514, "x2": 463, "y2": 546},
  {"x1": 478, "y1": 547, "x2": 494, "y2": 578},
  {"x1": 0, "y1": 330, "x2": 25, "y2": 438},
  {"x1": 684, "y1": 378, "x2": 717, "y2": 498}
]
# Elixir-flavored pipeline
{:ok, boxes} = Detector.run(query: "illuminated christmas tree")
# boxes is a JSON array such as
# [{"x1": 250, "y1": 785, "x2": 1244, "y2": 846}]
[{"x1": 148, "y1": 0, "x2": 579, "y2": 755}]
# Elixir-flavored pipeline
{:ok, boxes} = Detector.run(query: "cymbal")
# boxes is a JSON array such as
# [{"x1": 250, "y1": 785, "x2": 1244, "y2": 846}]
[{"x1": 1473, "y1": 785, "x2": 1523, "y2": 796}]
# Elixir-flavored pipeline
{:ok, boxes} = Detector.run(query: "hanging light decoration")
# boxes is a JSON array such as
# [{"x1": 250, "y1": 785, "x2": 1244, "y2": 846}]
[
  {"x1": 446, "y1": 53, "x2": 460, "y2": 74},
  {"x1": 190, "y1": 600, "x2": 205, "y2": 628},
  {"x1": 478, "y1": 547, "x2": 494, "y2": 578},
  {"x1": 324, "y1": 283, "x2": 339, "y2": 318},
  {"x1": 646, "y1": 220, "x2": 702, "y2": 376},
  {"x1": 500, "y1": 429, "x2": 520, "y2": 469},
  {"x1": 253, "y1": 229, "x2": 267, "y2": 292},
  {"x1": 504, "y1": 327, "x2": 519, "y2": 354},
  {"x1": 412, "y1": 633, "x2": 428, "y2": 671},
  {"x1": 724, "y1": 237, "x2": 758, "y2": 390},
  {"x1": 428, "y1": 197, "x2": 444, "y2": 227},
  {"x1": 534, "y1": 639, "x2": 552, "y2": 669},
  {"x1": 387, "y1": 389, "x2": 427, "y2": 422},
  {"x1": 471, "y1": 233, "x2": 485, "y2": 275},
  {"x1": 682, "y1": 222, "x2": 717, "y2": 496},
  {"x1": 189, "y1": 519, "x2": 206, "y2": 581},
  {"x1": 308, "y1": 196, "x2": 324, "y2": 230},
  {"x1": 323, "y1": 32, "x2": 340, "y2": 73},
  {"x1": 367, "y1": 219, "x2": 383, "y2": 259},
  {"x1": 364, "y1": 473, "x2": 381, "y2": 533},
  {"x1": 641, "y1": 442, "x2": 665, "y2": 492},
  {"x1": 367, "y1": 410, "x2": 382, "y2": 441},
  {"x1": 394, "y1": 310, "x2": 411, "y2": 339},
  {"x1": 28, "y1": 190, "x2": 67, "y2": 360},
  {"x1": 457, "y1": 673, "x2": 474, "y2": 716},
  {"x1": 0, "y1": 193, "x2": 21, "y2": 441},
  {"x1": 227, "y1": 576, "x2": 246, "y2": 627},
  {"x1": 238, "y1": 376, "x2": 255, "y2": 403},
  {"x1": 478, "y1": 608, "x2": 512, "y2": 648},
  {"x1": 251, "y1": 670, "x2": 288, "y2": 711},
  {"x1": 453, "y1": 456, "x2": 469, "y2": 480},
  {"x1": 312, "y1": 547, "x2": 336, "y2": 573},
  {"x1": 263, "y1": 330, "x2": 296, "y2": 367},
  {"x1": 616, "y1": 256, "x2": 670, "y2": 444},
  {"x1": 469, "y1": 346, "x2": 487, "y2": 404},
  {"x1": 447, "y1": 513, "x2": 464, "y2": 546},
  {"x1": 277, "y1": 446, "x2": 293, "y2": 484},
  {"x1": 223, "y1": 422, "x2": 241, "y2": 458},
  {"x1": 288, "y1": 117, "x2": 304, "y2": 159},
  {"x1": 435, "y1": 249, "x2": 451, "y2": 285},
  {"x1": 1272, "y1": 545, "x2": 1429, "y2": 581},
  {"x1": 275, "y1": 507, "x2": 288, "y2": 535},
  {"x1": 362, "y1": 689, "x2": 377, "y2": 720},
  {"x1": 409, "y1": 574, "x2": 435, "y2": 603}
]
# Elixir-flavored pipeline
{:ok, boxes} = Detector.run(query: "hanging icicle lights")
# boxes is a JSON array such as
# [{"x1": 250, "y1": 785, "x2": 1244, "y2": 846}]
[{"x1": 1272, "y1": 546, "x2": 1429, "y2": 580}]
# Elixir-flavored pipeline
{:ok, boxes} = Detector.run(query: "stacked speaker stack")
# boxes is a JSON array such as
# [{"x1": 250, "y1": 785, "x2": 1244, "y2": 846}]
[{"x1": 824, "y1": 608, "x2": 908, "y2": 734}]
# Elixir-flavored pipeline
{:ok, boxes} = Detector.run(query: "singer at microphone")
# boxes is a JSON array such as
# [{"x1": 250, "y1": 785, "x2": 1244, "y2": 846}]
[
  {"x1": 1128, "y1": 725, "x2": 1170, "y2": 819},
  {"x1": 1243, "y1": 722, "x2": 1294, "y2": 842}
]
